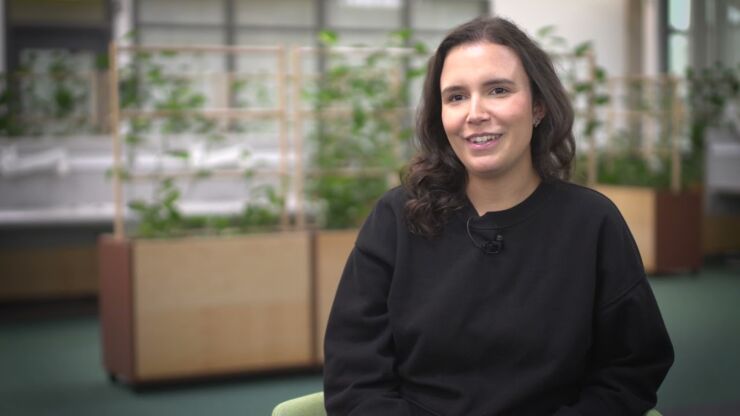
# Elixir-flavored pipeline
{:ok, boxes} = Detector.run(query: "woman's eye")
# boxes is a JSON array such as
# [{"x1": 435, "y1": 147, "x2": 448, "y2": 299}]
[
  {"x1": 490, "y1": 87, "x2": 508, "y2": 95},
  {"x1": 448, "y1": 94, "x2": 465, "y2": 102}
]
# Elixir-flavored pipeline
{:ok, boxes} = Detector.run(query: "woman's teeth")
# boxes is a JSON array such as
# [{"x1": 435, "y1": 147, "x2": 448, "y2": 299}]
[{"x1": 470, "y1": 134, "x2": 500, "y2": 144}]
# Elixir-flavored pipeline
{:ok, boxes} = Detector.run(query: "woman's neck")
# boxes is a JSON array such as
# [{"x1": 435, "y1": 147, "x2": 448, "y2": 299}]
[{"x1": 466, "y1": 168, "x2": 541, "y2": 216}]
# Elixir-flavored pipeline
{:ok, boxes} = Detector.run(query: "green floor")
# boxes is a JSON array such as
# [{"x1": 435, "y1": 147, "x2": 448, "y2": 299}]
[
  {"x1": 1, "y1": 267, "x2": 739, "y2": 415},
  {"x1": 650, "y1": 268, "x2": 740, "y2": 414}
]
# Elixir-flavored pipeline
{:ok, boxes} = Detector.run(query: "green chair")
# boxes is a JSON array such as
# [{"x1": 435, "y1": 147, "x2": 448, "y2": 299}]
[
  {"x1": 271, "y1": 392, "x2": 663, "y2": 416},
  {"x1": 272, "y1": 392, "x2": 325, "y2": 416}
]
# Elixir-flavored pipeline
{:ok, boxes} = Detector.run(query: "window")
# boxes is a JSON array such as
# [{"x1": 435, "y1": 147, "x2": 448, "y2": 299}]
[{"x1": 667, "y1": 0, "x2": 691, "y2": 75}]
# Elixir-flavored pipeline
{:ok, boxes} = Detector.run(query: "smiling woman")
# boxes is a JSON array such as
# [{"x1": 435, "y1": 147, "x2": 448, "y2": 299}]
[
  {"x1": 405, "y1": 17, "x2": 575, "y2": 237},
  {"x1": 440, "y1": 42, "x2": 543, "y2": 214},
  {"x1": 323, "y1": 17, "x2": 674, "y2": 416}
]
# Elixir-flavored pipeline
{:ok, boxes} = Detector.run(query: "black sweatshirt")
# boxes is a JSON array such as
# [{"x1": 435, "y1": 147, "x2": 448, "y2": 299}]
[{"x1": 323, "y1": 180, "x2": 674, "y2": 416}]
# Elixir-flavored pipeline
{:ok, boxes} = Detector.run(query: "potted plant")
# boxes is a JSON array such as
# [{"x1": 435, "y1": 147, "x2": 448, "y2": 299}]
[
  {"x1": 540, "y1": 27, "x2": 702, "y2": 274},
  {"x1": 687, "y1": 63, "x2": 740, "y2": 258},
  {"x1": 98, "y1": 44, "x2": 314, "y2": 384},
  {"x1": 303, "y1": 30, "x2": 427, "y2": 361},
  {"x1": 579, "y1": 64, "x2": 701, "y2": 274},
  {"x1": 0, "y1": 53, "x2": 105, "y2": 303}
]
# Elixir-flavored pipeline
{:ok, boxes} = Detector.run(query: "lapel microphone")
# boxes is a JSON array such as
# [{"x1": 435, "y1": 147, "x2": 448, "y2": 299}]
[{"x1": 466, "y1": 217, "x2": 504, "y2": 254}]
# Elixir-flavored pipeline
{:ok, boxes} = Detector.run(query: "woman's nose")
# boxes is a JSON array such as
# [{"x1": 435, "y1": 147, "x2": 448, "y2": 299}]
[{"x1": 466, "y1": 96, "x2": 490, "y2": 124}]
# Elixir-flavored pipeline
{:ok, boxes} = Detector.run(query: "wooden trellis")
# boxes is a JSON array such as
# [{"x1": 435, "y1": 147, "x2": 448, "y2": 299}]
[
  {"x1": 290, "y1": 45, "x2": 420, "y2": 229},
  {"x1": 108, "y1": 42, "x2": 290, "y2": 239},
  {"x1": 551, "y1": 51, "x2": 687, "y2": 192},
  {"x1": 108, "y1": 42, "x2": 691, "y2": 239},
  {"x1": 603, "y1": 75, "x2": 686, "y2": 192}
]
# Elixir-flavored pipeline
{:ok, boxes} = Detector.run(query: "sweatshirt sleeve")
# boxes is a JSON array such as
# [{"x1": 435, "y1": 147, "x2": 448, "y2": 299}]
[
  {"x1": 553, "y1": 207, "x2": 674, "y2": 416},
  {"x1": 323, "y1": 193, "x2": 413, "y2": 416}
]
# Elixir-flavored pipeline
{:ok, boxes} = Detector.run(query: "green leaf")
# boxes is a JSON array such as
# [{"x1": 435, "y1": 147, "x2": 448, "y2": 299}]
[
  {"x1": 188, "y1": 93, "x2": 206, "y2": 108},
  {"x1": 550, "y1": 36, "x2": 567, "y2": 47},
  {"x1": 128, "y1": 200, "x2": 149, "y2": 211},
  {"x1": 413, "y1": 41, "x2": 428, "y2": 55},
  {"x1": 134, "y1": 51, "x2": 151, "y2": 61},
  {"x1": 573, "y1": 82, "x2": 592, "y2": 93},
  {"x1": 407, "y1": 67, "x2": 426, "y2": 79},
  {"x1": 122, "y1": 30, "x2": 136, "y2": 42},
  {"x1": 391, "y1": 28, "x2": 412, "y2": 43},
  {"x1": 163, "y1": 189, "x2": 181, "y2": 207},
  {"x1": 584, "y1": 119, "x2": 601, "y2": 136},
  {"x1": 595, "y1": 94, "x2": 611, "y2": 105},
  {"x1": 318, "y1": 30, "x2": 339, "y2": 46},
  {"x1": 95, "y1": 54, "x2": 109, "y2": 70},
  {"x1": 106, "y1": 167, "x2": 130, "y2": 181},
  {"x1": 574, "y1": 42, "x2": 592, "y2": 57},
  {"x1": 536, "y1": 25, "x2": 556, "y2": 39},
  {"x1": 195, "y1": 169, "x2": 212, "y2": 179},
  {"x1": 125, "y1": 133, "x2": 143, "y2": 145},
  {"x1": 167, "y1": 149, "x2": 190, "y2": 160},
  {"x1": 594, "y1": 67, "x2": 607, "y2": 82},
  {"x1": 208, "y1": 133, "x2": 225, "y2": 143}
]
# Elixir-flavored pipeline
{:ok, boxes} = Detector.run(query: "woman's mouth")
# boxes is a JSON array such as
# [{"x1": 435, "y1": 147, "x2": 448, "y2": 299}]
[
  {"x1": 466, "y1": 134, "x2": 503, "y2": 148},
  {"x1": 468, "y1": 134, "x2": 501, "y2": 144}
]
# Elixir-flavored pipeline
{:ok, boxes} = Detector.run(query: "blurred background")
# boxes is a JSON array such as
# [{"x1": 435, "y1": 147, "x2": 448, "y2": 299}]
[{"x1": 1, "y1": 0, "x2": 739, "y2": 415}]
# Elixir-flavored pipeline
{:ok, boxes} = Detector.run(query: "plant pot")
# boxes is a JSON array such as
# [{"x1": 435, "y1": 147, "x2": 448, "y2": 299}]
[
  {"x1": 595, "y1": 185, "x2": 702, "y2": 274},
  {"x1": 313, "y1": 229, "x2": 358, "y2": 363},
  {"x1": 0, "y1": 244, "x2": 98, "y2": 301},
  {"x1": 98, "y1": 231, "x2": 314, "y2": 384},
  {"x1": 702, "y1": 215, "x2": 740, "y2": 257}
]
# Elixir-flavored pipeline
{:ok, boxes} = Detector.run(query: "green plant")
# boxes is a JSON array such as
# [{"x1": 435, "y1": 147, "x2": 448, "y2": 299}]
[
  {"x1": 536, "y1": 26, "x2": 611, "y2": 146},
  {"x1": 0, "y1": 73, "x2": 23, "y2": 136},
  {"x1": 537, "y1": 26, "x2": 612, "y2": 186},
  {"x1": 13, "y1": 50, "x2": 93, "y2": 136},
  {"x1": 687, "y1": 63, "x2": 740, "y2": 139},
  {"x1": 307, "y1": 29, "x2": 427, "y2": 229},
  {"x1": 128, "y1": 178, "x2": 282, "y2": 238},
  {"x1": 128, "y1": 178, "x2": 184, "y2": 238},
  {"x1": 685, "y1": 63, "x2": 740, "y2": 186},
  {"x1": 592, "y1": 152, "x2": 671, "y2": 188},
  {"x1": 537, "y1": 26, "x2": 703, "y2": 189},
  {"x1": 118, "y1": 49, "x2": 282, "y2": 238}
]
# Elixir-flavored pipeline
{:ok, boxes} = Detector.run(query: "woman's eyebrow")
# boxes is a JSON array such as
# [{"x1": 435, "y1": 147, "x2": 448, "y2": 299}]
[
  {"x1": 441, "y1": 78, "x2": 517, "y2": 96},
  {"x1": 440, "y1": 85, "x2": 465, "y2": 96},
  {"x1": 481, "y1": 78, "x2": 516, "y2": 88}
]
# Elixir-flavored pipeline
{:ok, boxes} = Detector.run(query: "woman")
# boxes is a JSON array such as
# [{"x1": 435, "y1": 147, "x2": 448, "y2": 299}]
[{"x1": 323, "y1": 17, "x2": 673, "y2": 416}]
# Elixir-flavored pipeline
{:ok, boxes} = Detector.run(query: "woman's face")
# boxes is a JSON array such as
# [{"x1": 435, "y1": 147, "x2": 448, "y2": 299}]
[{"x1": 440, "y1": 41, "x2": 542, "y2": 182}]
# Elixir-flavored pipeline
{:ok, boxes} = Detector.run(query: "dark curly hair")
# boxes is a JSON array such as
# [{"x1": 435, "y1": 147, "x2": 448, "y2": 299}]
[{"x1": 403, "y1": 17, "x2": 575, "y2": 238}]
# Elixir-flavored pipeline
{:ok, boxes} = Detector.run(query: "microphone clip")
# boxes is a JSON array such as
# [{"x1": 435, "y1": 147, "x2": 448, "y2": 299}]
[
  {"x1": 466, "y1": 217, "x2": 505, "y2": 255},
  {"x1": 482, "y1": 235, "x2": 504, "y2": 254}
]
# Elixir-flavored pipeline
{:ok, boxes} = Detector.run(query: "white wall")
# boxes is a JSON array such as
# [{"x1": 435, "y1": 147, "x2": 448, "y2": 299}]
[
  {"x1": 641, "y1": 0, "x2": 662, "y2": 75},
  {"x1": 113, "y1": 0, "x2": 133, "y2": 44},
  {"x1": 492, "y1": 0, "x2": 629, "y2": 77}
]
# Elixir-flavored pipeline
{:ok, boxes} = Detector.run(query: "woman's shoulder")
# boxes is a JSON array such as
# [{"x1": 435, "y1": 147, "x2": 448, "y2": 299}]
[
  {"x1": 375, "y1": 185, "x2": 410, "y2": 212},
  {"x1": 550, "y1": 180, "x2": 624, "y2": 218},
  {"x1": 354, "y1": 186, "x2": 409, "y2": 254},
  {"x1": 357, "y1": 186, "x2": 408, "y2": 229}
]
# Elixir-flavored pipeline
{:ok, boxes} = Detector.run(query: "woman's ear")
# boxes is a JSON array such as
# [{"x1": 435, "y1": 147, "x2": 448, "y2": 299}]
[{"x1": 533, "y1": 102, "x2": 546, "y2": 127}]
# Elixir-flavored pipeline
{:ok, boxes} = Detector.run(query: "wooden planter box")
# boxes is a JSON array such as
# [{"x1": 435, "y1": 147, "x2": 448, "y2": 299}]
[
  {"x1": 0, "y1": 245, "x2": 98, "y2": 301},
  {"x1": 595, "y1": 185, "x2": 702, "y2": 274},
  {"x1": 703, "y1": 215, "x2": 740, "y2": 256},
  {"x1": 98, "y1": 231, "x2": 314, "y2": 384},
  {"x1": 313, "y1": 229, "x2": 358, "y2": 362}
]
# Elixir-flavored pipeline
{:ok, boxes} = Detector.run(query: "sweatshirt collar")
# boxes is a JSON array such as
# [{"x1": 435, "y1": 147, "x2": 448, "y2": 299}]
[{"x1": 459, "y1": 179, "x2": 555, "y2": 230}]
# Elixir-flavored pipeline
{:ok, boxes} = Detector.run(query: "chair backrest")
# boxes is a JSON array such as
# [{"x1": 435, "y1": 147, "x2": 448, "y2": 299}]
[
  {"x1": 271, "y1": 392, "x2": 326, "y2": 416},
  {"x1": 270, "y1": 391, "x2": 662, "y2": 416}
]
